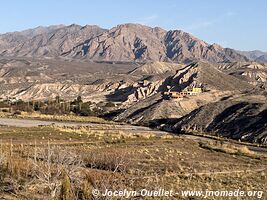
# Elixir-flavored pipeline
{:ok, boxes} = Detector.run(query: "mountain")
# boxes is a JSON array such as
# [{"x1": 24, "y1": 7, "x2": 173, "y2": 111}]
[
  {"x1": 0, "y1": 23, "x2": 248, "y2": 63},
  {"x1": 0, "y1": 24, "x2": 106, "y2": 57},
  {"x1": 67, "y1": 24, "x2": 248, "y2": 63},
  {"x1": 237, "y1": 50, "x2": 267, "y2": 62}
]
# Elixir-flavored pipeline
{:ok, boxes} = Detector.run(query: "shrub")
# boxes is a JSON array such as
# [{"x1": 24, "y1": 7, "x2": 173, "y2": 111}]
[{"x1": 58, "y1": 171, "x2": 74, "y2": 200}]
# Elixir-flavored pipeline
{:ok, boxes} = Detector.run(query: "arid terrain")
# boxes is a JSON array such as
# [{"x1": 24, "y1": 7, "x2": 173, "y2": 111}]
[
  {"x1": 0, "y1": 118, "x2": 266, "y2": 199},
  {"x1": 0, "y1": 23, "x2": 267, "y2": 199},
  {"x1": 1, "y1": 55, "x2": 266, "y2": 144}
]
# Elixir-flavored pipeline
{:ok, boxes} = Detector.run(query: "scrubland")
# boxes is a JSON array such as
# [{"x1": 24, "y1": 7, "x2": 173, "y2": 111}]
[{"x1": 0, "y1": 125, "x2": 266, "y2": 199}]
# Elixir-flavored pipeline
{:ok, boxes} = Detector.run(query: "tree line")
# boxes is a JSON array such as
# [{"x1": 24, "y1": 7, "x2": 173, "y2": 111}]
[{"x1": 0, "y1": 96, "x2": 116, "y2": 116}]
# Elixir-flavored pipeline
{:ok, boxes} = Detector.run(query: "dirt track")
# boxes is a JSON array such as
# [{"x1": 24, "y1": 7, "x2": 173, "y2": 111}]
[{"x1": 0, "y1": 117, "x2": 167, "y2": 135}]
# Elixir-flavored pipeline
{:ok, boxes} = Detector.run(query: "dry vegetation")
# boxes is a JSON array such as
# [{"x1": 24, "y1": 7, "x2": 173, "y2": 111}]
[
  {"x1": 0, "y1": 125, "x2": 266, "y2": 199},
  {"x1": 0, "y1": 111, "x2": 113, "y2": 124},
  {"x1": 198, "y1": 141, "x2": 267, "y2": 159}
]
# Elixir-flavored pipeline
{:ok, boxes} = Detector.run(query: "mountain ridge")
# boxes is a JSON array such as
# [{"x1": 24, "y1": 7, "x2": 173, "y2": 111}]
[
  {"x1": 0, "y1": 23, "x2": 249, "y2": 64},
  {"x1": 237, "y1": 50, "x2": 267, "y2": 62}
]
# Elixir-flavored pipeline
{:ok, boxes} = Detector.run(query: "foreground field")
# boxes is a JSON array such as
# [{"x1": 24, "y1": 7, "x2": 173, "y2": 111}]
[{"x1": 0, "y1": 124, "x2": 266, "y2": 199}]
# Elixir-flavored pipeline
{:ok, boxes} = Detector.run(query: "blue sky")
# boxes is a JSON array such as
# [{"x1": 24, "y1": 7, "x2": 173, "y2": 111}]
[{"x1": 1, "y1": 0, "x2": 266, "y2": 51}]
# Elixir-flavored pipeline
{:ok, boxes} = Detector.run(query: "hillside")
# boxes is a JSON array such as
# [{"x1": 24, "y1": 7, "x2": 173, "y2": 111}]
[
  {"x1": 163, "y1": 62, "x2": 254, "y2": 92},
  {"x1": 129, "y1": 61, "x2": 183, "y2": 75},
  {"x1": 172, "y1": 94, "x2": 267, "y2": 144},
  {"x1": 114, "y1": 62, "x2": 254, "y2": 123},
  {"x1": 218, "y1": 62, "x2": 267, "y2": 90}
]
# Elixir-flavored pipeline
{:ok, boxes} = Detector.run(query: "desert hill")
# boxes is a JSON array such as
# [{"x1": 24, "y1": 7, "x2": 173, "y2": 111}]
[
  {"x1": 172, "y1": 93, "x2": 267, "y2": 144},
  {"x1": 114, "y1": 62, "x2": 254, "y2": 124},
  {"x1": 129, "y1": 61, "x2": 183, "y2": 75},
  {"x1": 218, "y1": 61, "x2": 267, "y2": 90}
]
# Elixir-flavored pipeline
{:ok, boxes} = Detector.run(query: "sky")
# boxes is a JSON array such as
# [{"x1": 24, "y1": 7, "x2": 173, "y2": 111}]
[{"x1": 0, "y1": 0, "x2": 266, "y2": 51}]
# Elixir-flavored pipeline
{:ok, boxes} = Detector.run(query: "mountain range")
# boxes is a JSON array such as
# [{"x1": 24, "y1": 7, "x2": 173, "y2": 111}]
[{"x1": 0, "y1": 23, "x2": 254, "y2": 64}]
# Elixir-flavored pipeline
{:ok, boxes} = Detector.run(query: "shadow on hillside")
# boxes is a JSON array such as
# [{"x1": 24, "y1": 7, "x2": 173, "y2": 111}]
[{"x1": 105, "y1": 85, "x2": 134, "y2": 102}]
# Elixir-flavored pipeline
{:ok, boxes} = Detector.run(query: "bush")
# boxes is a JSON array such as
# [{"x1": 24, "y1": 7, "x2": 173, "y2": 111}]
[{"x1": 79, "y1": 105, "x2": 95, "y2": 116}]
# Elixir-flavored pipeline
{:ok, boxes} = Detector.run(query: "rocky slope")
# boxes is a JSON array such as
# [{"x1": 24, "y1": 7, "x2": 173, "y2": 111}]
[
  {"x1": 0, "y1": 23, "x2": 248, "y2": 63},
  {"x1": 162, "y1": 62, "x2": 254, "y2": 92}
]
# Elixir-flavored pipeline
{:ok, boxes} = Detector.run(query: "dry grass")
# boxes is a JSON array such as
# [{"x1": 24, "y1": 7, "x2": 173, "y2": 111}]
[
  {"x1": 199, "y1": 141, "x2": 267, "y2": 160},
  {"x1": 0, "y1": 126, "x2": 266, "y2": 199},
  {"x1": 189, "y1": 130, "x2": 267, "y2": 148},
  {"x1": 52, "y1": 126, "x2": 157, "y2": 143}
]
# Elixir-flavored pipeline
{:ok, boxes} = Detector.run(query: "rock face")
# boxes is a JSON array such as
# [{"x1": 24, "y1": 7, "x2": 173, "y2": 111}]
[{"x1": 0, "y1": 23, "x2": 248, "y2": 63}]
